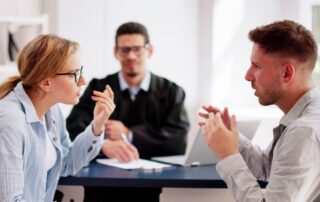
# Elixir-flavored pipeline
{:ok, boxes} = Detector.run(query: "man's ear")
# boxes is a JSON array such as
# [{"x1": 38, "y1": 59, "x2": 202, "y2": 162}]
[
  {"x1": 38, "y1": 78, "x2": 51, "y2": 93},
  {"x1": 114, "y1": 47, "x2": 119, "y2": 60},
  {"x1": 146, "y1": 44, "x2": 153, "y2": 58},
  {"x1": 283, "y1": 63, "x2": 295, "y2": 83}
]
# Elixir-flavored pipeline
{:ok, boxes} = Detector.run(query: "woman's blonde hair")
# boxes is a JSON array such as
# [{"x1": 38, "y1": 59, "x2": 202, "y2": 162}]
[{"x1": 0, "y1": 34, "x2": 79, "y2": 99}]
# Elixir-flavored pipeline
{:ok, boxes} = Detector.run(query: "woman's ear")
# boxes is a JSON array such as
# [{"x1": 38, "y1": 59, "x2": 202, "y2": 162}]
[
  {"x1": 38, "y1": 78, "x2": 51, "y2": 93},
  {"x1": 282, "y1": 63, "x2": 295, "y2": 83}
]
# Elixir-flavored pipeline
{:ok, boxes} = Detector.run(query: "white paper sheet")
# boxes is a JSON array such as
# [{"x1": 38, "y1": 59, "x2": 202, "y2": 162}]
[{"x1": 96, "y1": 158, "x2": 172, "y2": 170}]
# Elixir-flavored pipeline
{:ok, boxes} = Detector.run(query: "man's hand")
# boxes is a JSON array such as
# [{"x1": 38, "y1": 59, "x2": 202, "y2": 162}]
[
  {"x1": 201, "y1": 112, "x2": 239, "y2": 159},
  {"x1": 92, "y1": 85, "x2": 115, "y2": 136},
  {"x1": 104, "y1": 120, "x2": 129, "y2": 140},
  {"x1": 101, "y1": 140, "x2": 139, "y2": 163},
  {"x1": 199, "y1": 106, "x2": 231, "y2": 129}
]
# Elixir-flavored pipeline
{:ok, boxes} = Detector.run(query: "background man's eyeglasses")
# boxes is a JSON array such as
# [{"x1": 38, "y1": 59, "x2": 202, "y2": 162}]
[
  {"x1": 117, "y1": 45, "x2": 148, "y2": 55},
  {"x1": 55, "y1": 66, "x2": 83, "y2": 83}
]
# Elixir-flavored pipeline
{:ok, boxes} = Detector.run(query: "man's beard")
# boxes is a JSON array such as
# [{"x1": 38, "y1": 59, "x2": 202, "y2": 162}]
[
  {"x1": 258, "y1": 87, "x2": 282, "y2": 106},
  {"x1": 126, "y1": 72, "x2": 138, "y2": 77}
]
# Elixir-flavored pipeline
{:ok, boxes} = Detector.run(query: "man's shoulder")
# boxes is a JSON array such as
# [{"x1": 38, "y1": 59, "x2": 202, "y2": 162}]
[
  {"x1": 91, "y1": 72, "x2": 118, "y2": 82},
  {"x1": 150, "y1": 73, "x2": 184, "y2": 92},
  {"x1": 287, "y1": 105, "x2": 320, "y2": 138},
  {"x1": 88, "y1": 72, "x2": 119, "y2": 89}
]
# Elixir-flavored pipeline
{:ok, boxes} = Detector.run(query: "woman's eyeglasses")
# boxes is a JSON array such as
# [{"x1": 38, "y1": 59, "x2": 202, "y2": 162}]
[{"x1": 55, "y1": 66, "x2": 83, "y2": 83}]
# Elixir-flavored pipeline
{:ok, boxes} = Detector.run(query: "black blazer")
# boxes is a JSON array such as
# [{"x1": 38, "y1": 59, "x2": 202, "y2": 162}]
[{"x1": 66, "y1": 72, "x2": 190, "y2": 159}]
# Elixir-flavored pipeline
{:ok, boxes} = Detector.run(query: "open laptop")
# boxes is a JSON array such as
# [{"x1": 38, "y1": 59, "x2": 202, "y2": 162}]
[
  {"x1": 152, "y1": 119, "x2": 260, "y2": 166},
  {"x1": 152, "y1": 129, "x2": 218, "y2": 166}
]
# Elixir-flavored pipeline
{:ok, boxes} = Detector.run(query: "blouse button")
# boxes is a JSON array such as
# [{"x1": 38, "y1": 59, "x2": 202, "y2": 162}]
[{"x1": 87, "y1": 145, "x2": 93, "y2": 153}]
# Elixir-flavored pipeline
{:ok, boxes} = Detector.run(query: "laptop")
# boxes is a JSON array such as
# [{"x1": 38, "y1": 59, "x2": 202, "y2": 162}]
[
  {"x1": 152, "y1": 119, "x2": 260, "y2": 166},
  {"x1": 152, "y1": 129, "x2": 218, "y2": 166}
]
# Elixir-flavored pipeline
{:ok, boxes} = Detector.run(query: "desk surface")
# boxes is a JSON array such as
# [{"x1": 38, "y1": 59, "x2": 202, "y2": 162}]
[
  {"x1": 59, "y1": 162, "x2": 227, "y2": 188},
  {"x1": 59, "y1": 162, "x2": 267, "y2": 188}
]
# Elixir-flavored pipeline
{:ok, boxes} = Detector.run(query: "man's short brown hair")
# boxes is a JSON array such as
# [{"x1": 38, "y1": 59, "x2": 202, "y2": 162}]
[
  {"x1": 115, "y1": 22, "x2": 150, "y2": 47},
  {"x1": 249, "y1": 20, "x2": 318, "y2": 70}
]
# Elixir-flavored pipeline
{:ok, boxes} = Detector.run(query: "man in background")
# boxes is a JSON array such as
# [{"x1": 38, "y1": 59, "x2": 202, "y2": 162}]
[
  {"x1": 200, "y1": 20, "x2": 320, "y2": 201},
  {"x1": 67, "y1": 22, "x2": 190, "y2": 202}
]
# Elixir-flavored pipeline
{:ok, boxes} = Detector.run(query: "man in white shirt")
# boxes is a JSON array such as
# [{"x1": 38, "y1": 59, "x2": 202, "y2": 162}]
[{"x1": 200, "y1": 20, "x2": 320, "y2": 201}]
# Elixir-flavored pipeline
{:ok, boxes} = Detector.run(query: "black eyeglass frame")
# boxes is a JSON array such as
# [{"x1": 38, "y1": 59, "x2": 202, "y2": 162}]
[
  {"x1": 116, "y1": 44, "x2": 149, "y2": 55},
  {"x1": 55, "y1": 66, "x2": 83, "y2": 83}
]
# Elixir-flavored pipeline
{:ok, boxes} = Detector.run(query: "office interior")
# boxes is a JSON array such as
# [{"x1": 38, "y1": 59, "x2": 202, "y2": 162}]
[{"x1": 1, "y1": 0, "x2": 320, "y2": 201}]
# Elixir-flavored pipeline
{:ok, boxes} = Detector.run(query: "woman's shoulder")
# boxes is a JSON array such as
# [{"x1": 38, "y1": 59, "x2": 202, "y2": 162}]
[{"x1": 0, "y1": 94, "x2": 27, "y2": 127}]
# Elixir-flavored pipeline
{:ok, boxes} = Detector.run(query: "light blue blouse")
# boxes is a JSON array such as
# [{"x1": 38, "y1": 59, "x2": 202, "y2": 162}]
[{"x1": 0, "y1": 82, "x2": 103, "y2": 202}]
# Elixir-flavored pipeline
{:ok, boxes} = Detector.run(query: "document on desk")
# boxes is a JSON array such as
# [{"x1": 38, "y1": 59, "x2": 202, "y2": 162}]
[{"x1": 96, "y1": 158, "x2": 172, "y2": 170}]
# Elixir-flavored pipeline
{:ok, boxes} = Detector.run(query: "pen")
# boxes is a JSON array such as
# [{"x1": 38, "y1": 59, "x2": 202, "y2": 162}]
[{"x1": 120, "y1": 133, "x2": 130, "y2": 143}]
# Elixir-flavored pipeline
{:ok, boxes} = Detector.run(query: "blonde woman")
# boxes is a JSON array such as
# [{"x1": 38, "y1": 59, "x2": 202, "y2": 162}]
[{"x1": 0, "y1": 34, "x2": 115, "y2": 202}]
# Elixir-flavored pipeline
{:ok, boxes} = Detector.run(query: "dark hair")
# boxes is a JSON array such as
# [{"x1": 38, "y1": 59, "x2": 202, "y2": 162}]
[
  {"x1": 249, "y1": 20, "x2": 318, "y2": 70},
  {"x1": 115, "y1": 22, "x2": 150, "y2": 46}
]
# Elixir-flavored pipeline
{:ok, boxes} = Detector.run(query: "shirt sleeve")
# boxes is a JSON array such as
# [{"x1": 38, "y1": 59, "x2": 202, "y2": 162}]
[
  {"x1": 238, "y1": 134, "x2": 270, "y2": 181},
  {"x1": 56, "y1": 105, "x2": 104, "y2": 177},
  {"x1": 216, "y1": 127, "x2": 320, "y2": 202},
  {"x1": 0, "y1": 119, "x2": 29, "y2": 202},
  {"x1": 216, "y1": 153, "x2": 265, "y2": 202}
]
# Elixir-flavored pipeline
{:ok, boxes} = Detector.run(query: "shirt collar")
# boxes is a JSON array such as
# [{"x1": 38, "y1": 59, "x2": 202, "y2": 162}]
[
  {"x1": 280, "y1": 87, "x2": 320, "y2": 126},
  {"x1": 118, "y1": 71, "x2": 151, "y2": 92},
  {"x1": 14, "y1": 82, "x2": 55, "y2": 127}
]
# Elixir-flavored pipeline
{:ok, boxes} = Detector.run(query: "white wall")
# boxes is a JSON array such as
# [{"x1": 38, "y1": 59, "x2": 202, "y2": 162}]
[
  {"x1": 299, "y1": 0, "x2": 320, "y2": 28},
  {"x1": 0, "y1": 0, "x2": 41, "y2": 16}
]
